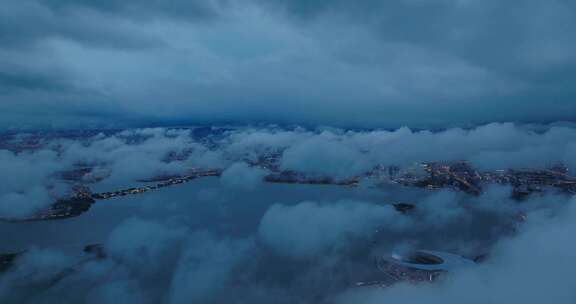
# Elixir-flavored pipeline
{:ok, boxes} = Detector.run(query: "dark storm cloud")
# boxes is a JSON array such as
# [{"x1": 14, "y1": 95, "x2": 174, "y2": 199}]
[
  {"x1": 267, "y1": 0, "x2": 576, "y2": 105},
  {"x1": 0, "y1": 1, "x2": 160, "y2": 49},
  {"x1": 37, "y1": 0, "x2": 223, "y2": 21},
  {"x1": 1, "y1": 0, "x2": 576, "y2": 128},
  {"x1": 0, "y1": 63, "x2": 71, "y2": 94}
]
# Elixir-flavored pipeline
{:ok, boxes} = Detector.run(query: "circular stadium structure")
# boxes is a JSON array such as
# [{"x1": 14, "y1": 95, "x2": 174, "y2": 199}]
[{"x1": 376, "y1": 250, "x2": 475, "y2": 283}]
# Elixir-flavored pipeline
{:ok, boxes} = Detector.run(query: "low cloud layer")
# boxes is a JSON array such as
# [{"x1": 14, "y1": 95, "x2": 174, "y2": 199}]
[
  {"x1": 258, "y1": 200, "x2": 401, "y2": 258},
  {"x1": 1, "y1": 123, "x2": 576, "y2": 303},
  {"x1": 2, "y1": 187, "x2": 574, "y2": 303},
  {"x1": 220, "y1": 162, "x2": 267, "y2": 190},
  {"x1": 0, "y1": 150, "x2": 63, "y2": 217},
  {"x1": 2, "y1": 123, "x2": 576, "y2": 216},
  {"x1": 2, "y1": 0, "x2": 576, "y2": 128},
  {"x1": 337, "y1": 196, "x2": 576, "y2": 304}
]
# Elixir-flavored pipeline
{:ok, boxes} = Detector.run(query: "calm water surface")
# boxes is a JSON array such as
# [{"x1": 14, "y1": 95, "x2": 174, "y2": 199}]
[{"x1": 0, "y1": 178, "x2": 428, "y2": 252}]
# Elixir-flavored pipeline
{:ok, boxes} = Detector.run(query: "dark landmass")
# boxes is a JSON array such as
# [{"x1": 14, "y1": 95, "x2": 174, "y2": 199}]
[
  {"x1": 264, "y1": 171, "x2": 359, "y2": 186},
  {"x1": 0, "y1": 196, "x2": 95, "y2": 223},
  {"x1": 0, "y1": 251, "x2": 22, "y2": 273}
]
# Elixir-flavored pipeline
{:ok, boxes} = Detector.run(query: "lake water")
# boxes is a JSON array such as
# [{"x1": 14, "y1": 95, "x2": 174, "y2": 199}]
[{"x1": 0, "y1": 178, "x2": 428, "y2": 252}]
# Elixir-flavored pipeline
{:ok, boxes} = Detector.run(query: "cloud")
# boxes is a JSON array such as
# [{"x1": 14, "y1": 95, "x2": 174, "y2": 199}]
[
  {"x1": 168, "y1": 233, "x2": 254, "y2": 304},
  {"x1": 2, "y1": 123, "x2": 576, "y2": 303},
  {"x1": 0, "y1": 248, "x2": 76, "y2": 303},
  {"x1": 280, "y1": 135, "x2": 370, "y2": 177},
  {"x1": 416, "y1": 190, "x2": 466, "y2": 228},
  {"x1": 1, "y1": 0, "x2": 576, "y2": 128},
  {"x1": 226, "y1": 123, "x2": 576, "y2": 172},
  {"x1": 0, "y1": 150, "x2": 63, "y2": 217},
  {"x1": 1, "y1": 182, "x2": 575, "y2": 303},
  {"x1": 220, "y1": 162, "x2": 267, "y2": 190},
  {"x1": 3, "y1": 122, "x2": 576, "y2": 219},
  {"x1": 336, "y1": 196, "x2": 576, "y2": 304},
  {"x1": 56, "y1": 128, "x2": 221, "y2": 183},
  {"x1": 0, "y1": 217, "x2": 255, "y2": 304},
  {"x1": 0, "y1": 186, "x2": 52, "y2": 218},
  {"x1": 105, "y1": 217, "x2": 188, "y2": 275},
  {"x1": 258, "y1": 200, "x2": 401, "y2": 258},
  {"x1": 85, "y1": 281, "x2": 145, "y2": 304}
]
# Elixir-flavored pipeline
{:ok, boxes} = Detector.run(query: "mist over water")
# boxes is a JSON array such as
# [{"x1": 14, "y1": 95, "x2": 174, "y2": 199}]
[
  {"x1": 1, "y1": 177, "x2": 423, "y2": 252},
  {"x1": 0, "y1": 124, "x2": 574, "y2": 303}
]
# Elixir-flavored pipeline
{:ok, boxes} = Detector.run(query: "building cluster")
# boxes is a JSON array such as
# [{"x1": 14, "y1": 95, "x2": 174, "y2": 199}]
[
  {"x1": 1, "y1": 169, "x2": 222, "y2": 223},
  {"x1": 387, "y1": 161, "x2": 576, "y2": 198},
  {"x1": 91, "y1": 169, "x2": 222, "y2": 200},
  {"x1": 485, "y1": 168, "x2": 576, "y2": 198},
  {"x1": 6, "y1": 158, "x2": 574, "y2": 224},
  {"x1": 395, "y1": 162, "x2": 483, "y2": 195}
]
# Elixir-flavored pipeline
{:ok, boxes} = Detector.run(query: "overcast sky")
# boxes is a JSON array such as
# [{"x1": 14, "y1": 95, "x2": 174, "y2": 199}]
[{"x1": 2, "y1": 0, "x2": 576, "y2": 128}]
